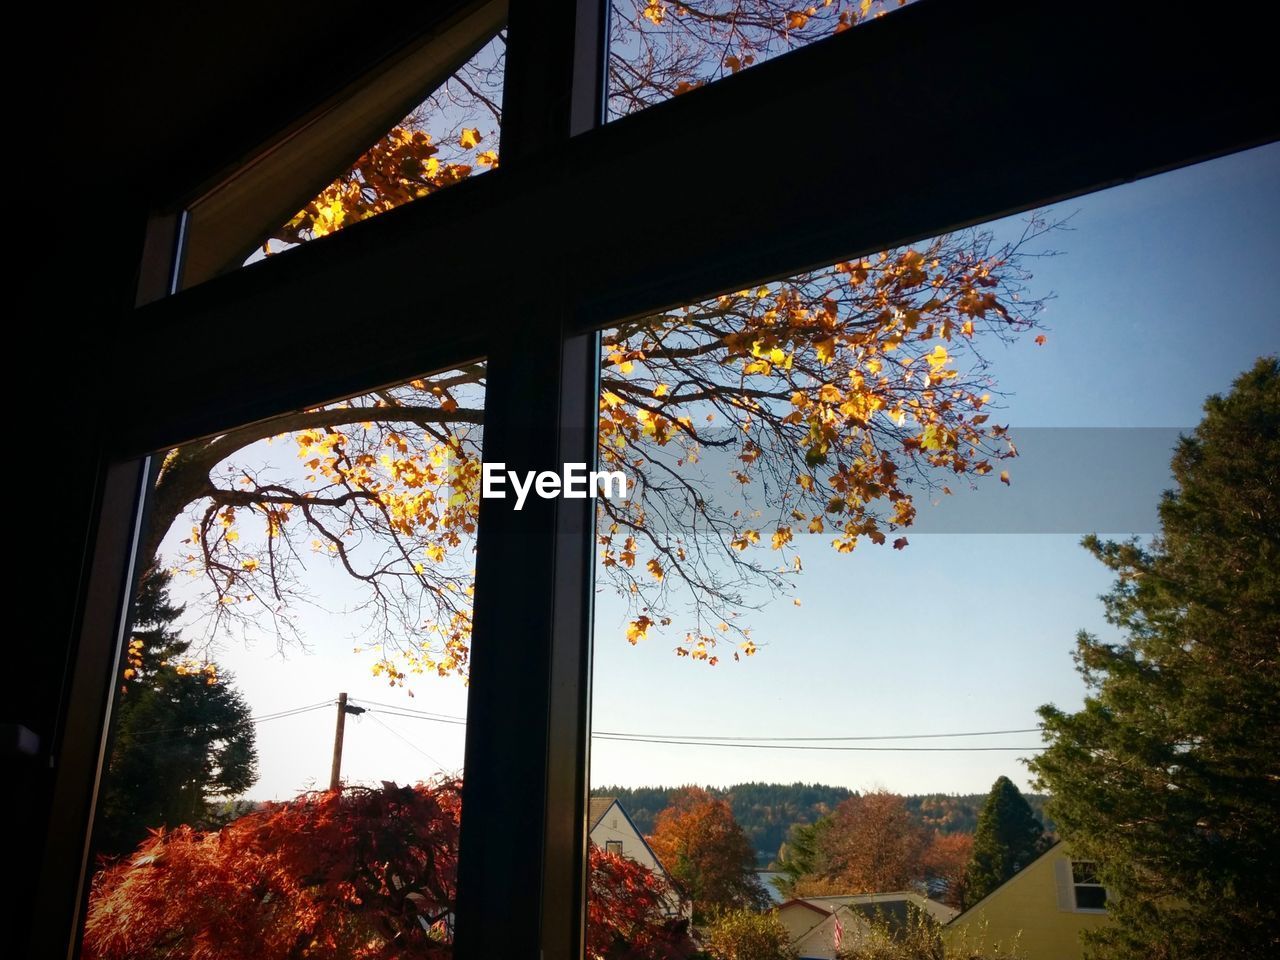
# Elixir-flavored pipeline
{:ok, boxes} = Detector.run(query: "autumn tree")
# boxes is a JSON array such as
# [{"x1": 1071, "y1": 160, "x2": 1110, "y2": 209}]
[
  {"x1": 85, "y1": 779, "x2": 694, "y2": 960},
  {"x1": 146, "y1": 0, "x2": 1050, "y2": 682},
  {"x1": 648, "y1": 787, "x2": 769, "y2": 920},
  {"x1": 96, "y1": 569, "x2": 257, "y2": 856},
  {"x1": 1029, "y1": 358, "x2": 1280, "y2": 960},
  {"x1": 588, "y1": 845, "x2": 697, "y2": 960},
  {"x1": 963, "y1": 777, "x2": 1044, "y2": 906},
  {"x1": 921, "y1": 831, "x2": 973, "y2": 910},
  {"x1": 704, "y1": 908, "x2": 798, "y2": 960},
  {"x1": 792, "y1": 791, "x2": 929, "y2": 896}
]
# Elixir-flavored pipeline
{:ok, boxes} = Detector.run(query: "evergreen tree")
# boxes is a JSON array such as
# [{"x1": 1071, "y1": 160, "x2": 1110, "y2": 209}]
[
  {"x1": 965, "y1": 776, "x2": 1045, "y2": 905},
  {"x1": 97, "y1": 571, "x2": 258, "y2": 855},
  {"x1": 1029, "y1": 357, "x2": 1280, "y2": 959}
]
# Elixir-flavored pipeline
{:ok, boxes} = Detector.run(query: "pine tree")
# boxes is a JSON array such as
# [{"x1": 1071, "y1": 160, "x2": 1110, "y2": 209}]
[
  {"x1": 97, "y1": 571, "x2": 259, "y2": 855},
  {"x1": 965, "y1": 776, "x2": 1045, "y2": 905},
  {"x1": 1029, "y1": 357, "x2": 1280, "y2": 959}
]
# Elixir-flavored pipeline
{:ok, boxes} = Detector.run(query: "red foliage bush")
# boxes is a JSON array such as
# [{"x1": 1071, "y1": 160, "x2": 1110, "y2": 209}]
[{"x1": 84, "y1": 780, "x2": 693, "y2": 960}]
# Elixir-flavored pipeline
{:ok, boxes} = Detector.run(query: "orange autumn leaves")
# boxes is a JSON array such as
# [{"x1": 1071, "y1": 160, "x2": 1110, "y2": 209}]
[
  {"x1": 595, "y1": 235, "x2": 1031, "y2": 663},
  {"x1": 182, "y1": 230, "x2": 1034, "y2": 681},
  {"x1": 172, "y1": 0, "x2": 1043, "y2": 680},
  {"x1": 270, "y1": 126, "x2": 494, "y2": 248}
]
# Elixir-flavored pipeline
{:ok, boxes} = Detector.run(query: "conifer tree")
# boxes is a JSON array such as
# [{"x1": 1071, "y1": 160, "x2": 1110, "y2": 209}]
[
  {"x1": 965, "y1": 776, "x2": 1045, "y2": 905},
  {"x1": 1030, "y1": 357, "x2": 1280, "y2": 959},
  {"x1": 97, "y1": 571, "x2": 258, "y2": 855}
]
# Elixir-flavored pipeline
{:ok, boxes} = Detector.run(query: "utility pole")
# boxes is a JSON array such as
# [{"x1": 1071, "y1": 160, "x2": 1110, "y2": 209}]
[{"x1": 329, "y1": 692, "x2": 365, "y2": 790}]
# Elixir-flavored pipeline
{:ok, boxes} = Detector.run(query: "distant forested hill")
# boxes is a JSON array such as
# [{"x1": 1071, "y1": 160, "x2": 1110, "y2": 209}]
[{"x1": 596, "y1": 783, "x2": 1052, "y2": 866}]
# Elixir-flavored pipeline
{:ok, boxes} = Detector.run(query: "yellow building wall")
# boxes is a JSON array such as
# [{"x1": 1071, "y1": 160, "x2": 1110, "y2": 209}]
[{"x1": 944, "y1": 846, "x2": 1110, "y2": 960}]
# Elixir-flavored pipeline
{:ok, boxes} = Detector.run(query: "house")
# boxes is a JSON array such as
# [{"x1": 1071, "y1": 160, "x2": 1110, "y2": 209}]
[
  {"x1": 589, "y1": 797, "x2": 682, "y2": 916},
  {"x1": 943, "y1": 841, "x2": 1110, "y2": 959},
  {"x1": 778, "y1": 892, "x2": 958, "y2": 960}
]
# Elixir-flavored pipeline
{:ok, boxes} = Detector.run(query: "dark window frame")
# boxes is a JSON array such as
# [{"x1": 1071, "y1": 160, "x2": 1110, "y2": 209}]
[{"x1": 35, "y1": 1, "x2": 1277, "y2": 957}]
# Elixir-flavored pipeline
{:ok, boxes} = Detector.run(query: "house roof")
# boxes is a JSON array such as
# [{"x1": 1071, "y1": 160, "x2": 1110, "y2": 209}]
[
  {"x1": 588, "y1": 797, "x2": 617, "y2": 831},
  {"x1": 777, "y1": 898, "x2": 833, "y2": 917},
  {"x1": 787, "y1": 892, "x2": 957, "y2": 931},
  {"x1": 945, "y1": 839, "x2": 1063, "y2": 926}
]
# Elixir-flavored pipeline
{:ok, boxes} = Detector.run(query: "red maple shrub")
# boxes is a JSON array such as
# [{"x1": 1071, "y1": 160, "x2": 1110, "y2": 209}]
[{"x1": 84, "y1": 780, "x2": 692, "y2": 960}]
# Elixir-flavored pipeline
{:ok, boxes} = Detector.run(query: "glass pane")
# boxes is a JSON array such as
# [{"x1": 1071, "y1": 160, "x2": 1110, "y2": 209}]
[
  {"x1": 1071, "y1": 861, "x2": 1100, "y2": 885},
  {"x1": 1074, "y1": 885, "x2": 1107, "y2": 910},
  {"x1": 179, "y1": 23, "x2": 507, "y2": 290},
  {"x1": 82, "y1": 365, "x2": 488, "y2": 958},
  {"x1": 585, "y1": 143, "x2": 1278, "y2": 956},
  {"x1": 608, "y1": 0, "x2": 910, "y2": 119},
  {"x1": 250, "y1": 33, "x2": 506, "y2": 263}
]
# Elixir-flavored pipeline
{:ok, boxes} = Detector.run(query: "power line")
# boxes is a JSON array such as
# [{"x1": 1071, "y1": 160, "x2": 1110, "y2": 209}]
[
  {"x1": 130, "y1": 700, "x2": 335, "y2": 740},
  {"x1": 129, "y1": 694, "x2": 1045, "y2": 753},
  {"x1": 363, "y1": 712, "x2": 450, "y2": 771},
  {"x1": 349, "y1": 699, "x2": 1042, "y2": 745},
  {"x1": 594, "y1": 727, "x2": 1042, "y2": 743},
  {"x1": 591, "y1": 734, "x2": 1043, "y2": 752},
  {"x1": 359, "y1": 707, "x2": 467, "y2": 727}
]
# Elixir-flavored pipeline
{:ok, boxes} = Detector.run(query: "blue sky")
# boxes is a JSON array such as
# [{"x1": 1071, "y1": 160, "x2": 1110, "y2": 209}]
[{"x1": 165, "y1": 141, "x2": 1279, "y2": 802}]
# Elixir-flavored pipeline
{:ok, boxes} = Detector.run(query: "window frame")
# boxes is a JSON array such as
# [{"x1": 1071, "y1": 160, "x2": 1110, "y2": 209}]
[
  {"x1": 1071, "y1": 860, "x2": 1108, "y2": 913},
  {"x1": 34, "y1": 1, "x2": 1278, "y2": 957}
]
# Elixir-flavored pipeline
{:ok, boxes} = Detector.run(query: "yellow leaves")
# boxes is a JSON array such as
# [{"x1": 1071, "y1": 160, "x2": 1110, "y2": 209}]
[
  {"x1": 224, "y1": 530, "x2": 240, "y2": 542},
  {"x1": 815, "y1": 337, "x2": 836, "y2": 364},
  {"x1": 646, "y1": 558, "x2": 665, "y2": 582},
  {"x1": 653, "y1": 383, "x2": 670, "y2": 397},
  {"x1": 642, "y1": 0, "x2": 666, "y2": 24},
  {"x1": 961, "y1": 319, "x2": 975, "y2": 337},
  {"x1": 242, "y1": 559, "x2": 259, "y2": 572},
  {"x1": 739, "y1": 640, "x2": 758, "y2": 657},
  {"x1": 425, "y1": 544, "x2": 446, "y2": 563},
  {"x1": 818, "y1": 383, "x2": 842, "y2": 404},
  {"x1": 797, "y1": 474, "x2": 815, "y2": 492},
  {"x1": 771, "y1": 526, "x2": 793, "y2": 550},
  {"x1": 730, "y1": 529, "x2": 760, "y2": 551},
  {"x1": 786, "y1": 9, "x2": 813, "y2": 29},
  {"x1": 621, "y1": 536, "x2": 638, "y2": 567},
  {"x1": 742, "y1": 358, "x2": 773, "y2": 376},
  {"x1": 925, "y1": 344, "x2": 951, "y2": 373},
  {"x1": 919, "y1": 423, "x2": 953, "y2": 452},
  {"x1": 1000, "y1": 470, "x2": 1011, "y2": 485},
  {"x1": 627, "y1": 616, "x2": 654, "y2": 644},
  {"x1": 891, "y1": 498, "x2": 915, "y2": 526},
  {"x1": 808, "y1": 516, "x2": 824, "y2": 534},
  {"x1": 459, "y1": 128, "x2": 482, "y2": 149},
  {"x1": 476, "y1": 150, "x2": 499, "y2": 168}
]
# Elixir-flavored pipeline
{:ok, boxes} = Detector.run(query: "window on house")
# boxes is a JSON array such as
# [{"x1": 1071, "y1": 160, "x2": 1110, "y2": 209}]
[
  {"x1": 1072, "y1": 861, "x2": 1107, "y2": 911},
  {"x1": 606, "y1": 840, "x2": 624, "y2": 855}
]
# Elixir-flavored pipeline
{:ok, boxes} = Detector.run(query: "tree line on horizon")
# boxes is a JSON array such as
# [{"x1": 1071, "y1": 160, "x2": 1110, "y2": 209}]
[{"x1": 596, "y1": 781, "x2": 1051, "y2": 867}]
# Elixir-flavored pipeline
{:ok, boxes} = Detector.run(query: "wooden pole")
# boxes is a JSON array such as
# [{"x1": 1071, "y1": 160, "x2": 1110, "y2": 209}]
[{"x1": 329, "y1": 692, "x2": 348, "y2": 791}]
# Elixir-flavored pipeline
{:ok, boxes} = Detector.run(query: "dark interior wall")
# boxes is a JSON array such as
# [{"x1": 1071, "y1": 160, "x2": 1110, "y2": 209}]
[{"x1": 13, "y1": 5, "x2": 477, "y2": 950}]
